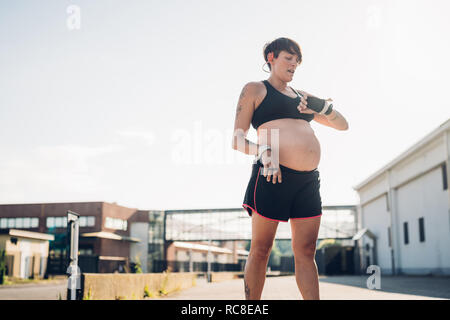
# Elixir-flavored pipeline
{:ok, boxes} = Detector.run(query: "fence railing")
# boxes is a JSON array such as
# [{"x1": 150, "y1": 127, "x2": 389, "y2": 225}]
[
  {"x1": 151, "y1": 260, "x2": 245, "y2": 273},
  {"x1": 46, "y1": 255, "x2": 99, "y2": 276}
]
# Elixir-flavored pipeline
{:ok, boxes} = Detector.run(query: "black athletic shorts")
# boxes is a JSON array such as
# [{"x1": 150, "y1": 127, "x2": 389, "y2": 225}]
[{"x1": 242, "y1": 158, "x2": 322, "y2": 222}]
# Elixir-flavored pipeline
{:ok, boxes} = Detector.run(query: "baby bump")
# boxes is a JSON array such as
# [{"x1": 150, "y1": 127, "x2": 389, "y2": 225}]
[{"x1": 257, "y1": 119, "x2": 321, "y2": 171}]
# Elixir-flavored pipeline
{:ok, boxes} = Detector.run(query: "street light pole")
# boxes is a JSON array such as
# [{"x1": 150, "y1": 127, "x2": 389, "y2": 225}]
[
  {"x1": 207, "y1": 238, "x2": 211, "y2": 282},
  {"x1": 66, "y1": 210, "x2": 81, "y2": 300}
]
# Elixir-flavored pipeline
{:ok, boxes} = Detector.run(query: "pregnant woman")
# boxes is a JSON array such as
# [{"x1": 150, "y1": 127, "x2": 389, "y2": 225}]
[{"x1": 231, "y1": 37, "x2": 348, "y2": 300}]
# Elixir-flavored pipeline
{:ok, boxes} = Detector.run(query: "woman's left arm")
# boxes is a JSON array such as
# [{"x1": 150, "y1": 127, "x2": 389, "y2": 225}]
[
  {"x1": 296, "y1": 89, "x2": 349, "y2": 131},
  {"x1": 314, "y1": 109, "x2": 349, "y2": 131}
]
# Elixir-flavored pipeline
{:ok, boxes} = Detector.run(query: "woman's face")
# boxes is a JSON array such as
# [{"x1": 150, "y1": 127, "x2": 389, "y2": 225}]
[{"x1": 270, "y1": 50, "x2": 299, "y2": 82}]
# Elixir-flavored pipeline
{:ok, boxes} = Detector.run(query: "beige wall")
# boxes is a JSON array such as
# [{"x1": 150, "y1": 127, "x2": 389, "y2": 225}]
[
  {"x1": 82, "y1": 272, "x2": 198, "y2": 300},
  {"x1": 0, "y1": 235, "x2": 50, "y2": 278}
]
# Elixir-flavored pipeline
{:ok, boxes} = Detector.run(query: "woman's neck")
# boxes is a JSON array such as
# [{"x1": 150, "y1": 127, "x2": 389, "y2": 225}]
[{"x1": 267, "y1": 76, "x2": 288, "y2": 92}]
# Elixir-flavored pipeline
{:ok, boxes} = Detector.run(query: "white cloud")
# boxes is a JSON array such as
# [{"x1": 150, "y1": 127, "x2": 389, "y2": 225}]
[
  {"x1": 0, "y1": 144, "x2": 124, "y2": 203},
  {"x1": 116, "y1": 129, "x2": 156, "y2": 147}
]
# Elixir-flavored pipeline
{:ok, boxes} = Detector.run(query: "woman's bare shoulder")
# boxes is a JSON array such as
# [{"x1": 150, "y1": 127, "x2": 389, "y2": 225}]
[{"x1": 242, "y1": 81, "x2": 266, "y2": 100}]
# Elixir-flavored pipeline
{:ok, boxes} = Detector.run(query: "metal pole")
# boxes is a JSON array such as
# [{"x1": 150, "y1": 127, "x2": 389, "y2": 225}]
[
  {"x1": 207, "y1": 238, "x2": 211, "y2": 282},
  {"x1": 189, "y1": 247, "x2": 193, "y2": 272},
  {"x1": 387, "y1": 170, "x2": 397, "y2": 275},
  {"x1": 163, "y1": 211, "x2": 167, "y2": 262},
  {"x1": 66, "y1": 210, "x2": 80, "y2": 300}
]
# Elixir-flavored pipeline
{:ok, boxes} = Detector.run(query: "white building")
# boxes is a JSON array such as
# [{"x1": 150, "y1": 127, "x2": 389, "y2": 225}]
[
  {"x1": 0, "y1": 229, "x2": 55, "y2": 279},
  {"x1": 353, "y1": 119, "x2": 450, "y2": 276},
  {"x1": 168, "y1": 241, "x2": 249, "y2": 264}
]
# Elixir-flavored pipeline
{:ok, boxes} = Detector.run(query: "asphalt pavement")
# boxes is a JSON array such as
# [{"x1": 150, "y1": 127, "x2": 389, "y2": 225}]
[
  {"x1": 0, "y1": 280, "x2": 67, "y2": 300},
  {"x1": 1, "y1": 275, "x2": 449, "y2": 300},
  {"x1": 160, "y1": 275, "x2": 450, "y2": 300}
]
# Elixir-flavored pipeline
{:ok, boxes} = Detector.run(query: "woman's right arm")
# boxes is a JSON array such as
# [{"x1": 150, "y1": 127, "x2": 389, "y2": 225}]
[{"x1": 231, "y1": 82, "x2": 260, "y2": 156}]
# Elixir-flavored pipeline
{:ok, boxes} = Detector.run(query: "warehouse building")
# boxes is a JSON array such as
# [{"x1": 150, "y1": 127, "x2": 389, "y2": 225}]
[
  {"x1": 0, "y1": 203, "x2": 250, "y2": 275},
  {"x1": 353, "y1": 119, "x2": 450, "y2": 275},
  {"x1": 0, "y1": 202, "x2": 145, "y2": 274}
]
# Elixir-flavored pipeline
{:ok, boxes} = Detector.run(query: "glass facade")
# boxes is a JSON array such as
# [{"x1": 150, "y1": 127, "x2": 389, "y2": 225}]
[
  {"x1": 147, "y1": 210, "x2": 165, "y2": 272},
  {"x1": 164, "y1": 206, "x2": 357, "y2": 241},
  {"x1": 165, "y1": 209, "x2": 251, "y2": 241}
]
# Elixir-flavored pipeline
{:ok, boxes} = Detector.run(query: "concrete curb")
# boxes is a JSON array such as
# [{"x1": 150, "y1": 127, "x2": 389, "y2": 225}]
[{"x1": 0, "y1": 279, "x2": 67, "y2": 289}]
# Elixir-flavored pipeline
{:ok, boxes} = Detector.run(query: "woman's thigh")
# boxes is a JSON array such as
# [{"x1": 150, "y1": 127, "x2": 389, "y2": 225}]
[
  {"x1": 290, "y1": 215, "x2": 321, "y2": 255},
  {"x1": 250, "y1": 212, "x2": 279, "y2": 255}
]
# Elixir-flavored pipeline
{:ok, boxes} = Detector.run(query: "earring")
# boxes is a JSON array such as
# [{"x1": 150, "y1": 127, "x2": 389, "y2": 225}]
[{"x1": 262, "y1": 62, "x2": 271, "y2": 73}]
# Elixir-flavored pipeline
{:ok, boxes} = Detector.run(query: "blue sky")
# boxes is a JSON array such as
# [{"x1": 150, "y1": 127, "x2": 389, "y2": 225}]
[{"x1": 1, "y1": 0, "x2": 450, "y2": 210}]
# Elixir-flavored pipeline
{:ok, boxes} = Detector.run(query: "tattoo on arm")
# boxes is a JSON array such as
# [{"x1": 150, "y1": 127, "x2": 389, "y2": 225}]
[
  {"x1": 235, "y1": 86, "x2": 247, "y2": 119},
  {"x1": 244, "y1": 278, "x2": 250, "y2": 299},
  {"x1": 239, "y1": 86, "x2": 246, "y2": 100}
]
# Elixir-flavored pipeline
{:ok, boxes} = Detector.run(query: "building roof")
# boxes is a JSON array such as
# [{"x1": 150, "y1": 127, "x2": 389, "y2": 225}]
[
  {"x1": 353, "y1": 118, "x2": 450, "y2": 190},
  {"x1": 352, "y1": 228, "x2": 376, "y2": 241},
  {"x1": 236, "y1": 249, "x2": 249, "y2": 256},
  {"x1": 173, "y1": 241, "x2": 249, "y2": 255},
  {"x1": 0, "y1": 229, "x2": 55, "y2": 241},
  {"x1": 81, "y1": 231, "x2": 141, "y2": 243},
  {"x1": 0, "y1": 201, "x2": 104, "y2": 206}
]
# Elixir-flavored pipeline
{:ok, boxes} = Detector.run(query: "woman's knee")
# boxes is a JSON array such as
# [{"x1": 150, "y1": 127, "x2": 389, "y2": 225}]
[
  {"x1": 292, "y1": 241, "x2": 317, "y2": 261},
  {"x1": 250, "y1": 241, "x2": 273, "y2": 260}
]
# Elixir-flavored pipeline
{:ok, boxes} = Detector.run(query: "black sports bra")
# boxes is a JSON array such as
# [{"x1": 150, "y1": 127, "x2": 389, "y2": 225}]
[{"x1": 251, "y1": 80, "x2": 314, "y2": 130}]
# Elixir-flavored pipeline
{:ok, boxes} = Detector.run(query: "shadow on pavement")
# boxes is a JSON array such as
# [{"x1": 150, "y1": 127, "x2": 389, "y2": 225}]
[{"x1": 319, "y1": 275, "x2": 450, "y2": 299}]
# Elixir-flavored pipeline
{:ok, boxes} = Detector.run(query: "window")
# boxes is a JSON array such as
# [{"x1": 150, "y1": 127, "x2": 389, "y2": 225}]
[
  {"x1": 87, "y1": 216, "x2": 95, "y2": 227},
  {"x1": 54, "y1": 217, "x2": 62, "y2": 228},
  {"x1": 79, "y1": 248, "x2": 93, "y2": 255},
  {"x1": 47, "y1": 217, "x2": 55, "y2": 228},
  {"x1": 0, "y1": 217, "x2": 39, "y2": 229},
  {"x1": 387, "y1": 227, "x2": 392, "y2": 247},
  {"x1": 403, "y1": 222, "x2": 409, "y2": 245},
  {"x1": 419, "y1": 217, "x2": 425, "y2": 242},
  {"x1": 79, "y1": 216, "x2": 96, "y2": 227},
  {"x1": 47, "y1": 216, "x2": 95, "y2": 229},
  {"x1": 105, "y1": 217, "x2": 127, "y2": 231},
  {"x1": 15, "y1": 218, "x2": 23, "y2": 228},
  {"x1": 442, "y1": 163, "x2": 448, "y2": 190},
  {"x1": 55, "y1": 217, "x2": 65, "y2": 228},
  {"x1": 46, "y1": 217, "x2": 67, "y2": 229},
  {"x1": 23, "y1": 218, "x2": 31, "y2": 228},
  {"x1": 31, "y1": 218, "x2": 39, "y2": 228}
]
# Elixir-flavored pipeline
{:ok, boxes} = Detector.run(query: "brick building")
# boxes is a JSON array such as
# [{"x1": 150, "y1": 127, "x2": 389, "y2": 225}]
[
  {"x1": 1, "y1": 202, "x2": 250, "y2": 275},
  {"x1": 0, "y1": 201, "x2": 148, "y2": 274}
]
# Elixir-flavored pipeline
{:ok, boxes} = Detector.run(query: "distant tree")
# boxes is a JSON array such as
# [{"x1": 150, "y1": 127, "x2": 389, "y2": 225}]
[
  {"x1": 276, "y1": 240, "x2": 294, "y2": 256},
  {"x1": 133, "y1": 255, "x2": 143, "y2": 274},
  {"x1": 0, "y1": 250, "x2": 6, "y2": 284},
  {"x1": 244, "y1": 240, "x2": 251, "y2": 252},
  {"x1": 268, "y1": 242, "x2": 281, "y2": 268}
]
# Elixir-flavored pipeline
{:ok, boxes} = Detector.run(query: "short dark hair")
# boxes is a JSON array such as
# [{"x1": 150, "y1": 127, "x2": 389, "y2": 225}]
[{"x1": 263, "y1": 37, "x2": 302, "y2": 70}]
